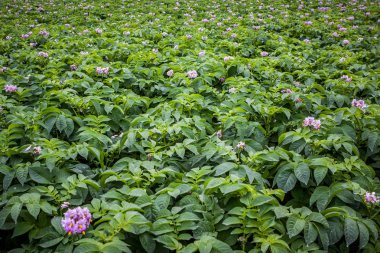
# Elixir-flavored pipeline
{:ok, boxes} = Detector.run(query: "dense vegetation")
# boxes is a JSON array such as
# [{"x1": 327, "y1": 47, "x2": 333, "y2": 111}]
[{"x1": 0, "y1": 0, "x2": 379, "y2": 252}]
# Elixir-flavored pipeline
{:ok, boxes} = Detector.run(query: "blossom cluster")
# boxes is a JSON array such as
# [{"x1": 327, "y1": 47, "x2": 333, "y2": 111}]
[
  {"x1": 187, "y1": 70, "x2": 198, "y2": 79},
  {"x1": 351, "y1": 99, "x2": 367, "y2": 109},
  {"x1": 61, "y1": 207, "x2": 92, "y2": 235},
  {"x1": 39, "y1": 30, "x2": 49, "y2": 37},
  {"x1": 96, "y1": 67, "x2": 110, "y2": 75},
  {"x1": 236, "y1": 141, "x2": 246, "y2": 150},
  {"x1": 38, "y1": 52, "x2": 49, "y2": 58},
  {"x1": 340, "y1": 75, "x2": 352, "y2": 82},
  {"x1": 4, "y1": 84, "x2": 18, "y2": 93},
  {"x1": 303, "y1": 117, "x2": 321, "y2": 130},
  {"x1": 364, "y1": 192, "x2": 380, "y2": 204}
]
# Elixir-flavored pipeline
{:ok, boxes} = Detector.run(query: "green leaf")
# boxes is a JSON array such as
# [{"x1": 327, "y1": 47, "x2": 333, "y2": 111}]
[
  {"x1": 328, "y1": 220, "x2": 344, "y2": 245},
  {"x1": 313, "y1": 166, "x2": 328, "y2": 185},
  {"x1": 294, "y1": 163, "x2": 310, "y2": 184},
  {"x1": 358, "y1": 222, "x2": 369, "y2": 249},
  {"x1": 310, "y1": 186, "x2": 330, "y2": 211},
  {"x1": 52, "y1": 217, "x2": 65, "y2": 234},
  {"x1": 39, "y1": 237, "x2": 64, "y2": 248},
  {"x1": 139, "y1": 233, "x2": 156, "y2": 253},
  {"x1": 56, "y1": 115, "x2": 67, "y2": 133},
  {"x1": 276, "y1": 170, "x2": 297, "y2": 192},
  {"x1": 26, "y1": 204, "x2": 40, "y2": 219},
  {"x1": 11, "y1": 203, "x2": 22, "y2": 223},
  {"x1": 251, "y1": 195, "x2": 274, "y2": 206},
  {"x1": 211, "y1": 238, "x2": 234, "y2": 253},
  {"x1": 286, "y1": 216, "x2": 305, "y2": 238},
  {"x1": 304, "y1": 222, "x2": 318, "y2": 245},
  {"x1": 205, "y1": 178, "x2": 225, "y2": 190},
  {"x1": 65, "y1": 118, "x2": 75, "y2": 137},
  {"x1": 16, "y1": 166, "x2": 28, "y2": 186},
  {"x1": 12, "y1": 222, "x2": 34, "y2": 237},
  {"x1": 214, "y1": 162, "x2": 237, "y2": 176},
  {"x1": 344, "y1": 218, "x2": 359, "y2": 247},
  {"x1": 219, "y1": 184, "x2": 244, "y2": 194}
]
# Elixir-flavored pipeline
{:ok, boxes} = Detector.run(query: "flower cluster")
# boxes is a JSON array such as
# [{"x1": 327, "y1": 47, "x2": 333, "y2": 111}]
[
  {"x1": 260, "y1": 51, "x2": 269, "y2": 57},
  {"x1": 224, "y1": 56, "x2": 233, "y2": 62},
  {"x1": 340, "y1": 75, "x2": 352, "y2": 82},
  {"x1": 39, "y1": 30, "x2": 49, "y2": 37},
  {"x1": 166, "y1": 69, "x2": 173, "y2": 77},
  {"x1": 4, "y1": 84, "x2": 18, "y2": 93},
  {"x1": 236, "y1": 141, "x2": 246, "y2": 150},
  {"x1": 38, "y1": 52, "x2": 49, "y2": 58},
  {"x1": 0, "y1": 67, "x2": 7, "y2": 73},
  {"x1": 303, "y1": 117, "x2": 321, "y2": 130},
  {"x1": 364, "y1": 192, "x2": 380, "y2": 204},
  {"x1": 21, "y1": 32, "x2": 32, "y2": 39},
  {"x1": 351, "y1": 99, "x2": 367, "y2": 109},
  {"x1": 95, "y1": 28, "x2": 103, "y2": 34},
  {"x1": 96, "y1": 67, "x2": 110, "y2": 75},
  {"x1": 281, "y1": 89, "x2": 293, "y2": 94},
  {"x1": 70, "y1": 64, "x2": 77, "y2": 71},
  {"x1": 187, "y1": 70, "x2": 198, "y2": 79},
  {"x1": 61, "y1": 207, "x2": 92, "y2": 235},
  {"x1": 304, "y1": 21, "x2": 312, "y2": 26}
]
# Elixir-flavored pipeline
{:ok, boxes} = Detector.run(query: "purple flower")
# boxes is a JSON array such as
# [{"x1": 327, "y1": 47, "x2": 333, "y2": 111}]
[
  {"x1": 123, "y1": 31, "x2": 130, "y2": 36},
  {"x1": 303, "y1": 39, "x2": 310, "y2": 43},
  {"x1": 166, "y1": 69, "x2": 173, "y2": 77},
  {"x1": 364, "y1": 192, "x2": 379, "y2": 204},
  {"x1": 224, "y1": 56, "x2": 233, "y2": 62},
  {"x1": 95, "y1": 28, "x2": 103, "y2": 34},
  {"x1": 61, "y1": 207, "x2": 92, "y2": 235},
  {"x1": 70, "y1": 64, "x2": 77, "y2": 71},
  {"x1": 340, "y1": 75, "x2": 352, "y2": 82},
  {"x1": 342, "y1": 39, "x2": 350, "y2": 45},
  {"x1": 231, "y1": 33, "x2": 237, "y2": 38},
  {"x1": 202, "y1": 18, "x2": 209, "y2": 23},
  {"x1": 216, "y1": 130, "x2": 222, "y2": 139},
  {"x1": 33, "y1": 146, "x2": 42, "y2": 155},
  {"x1": 61, "y1": 202, "x2": 70, "y2": 209},
  {"x1": 152, "y1": 48, "x2": 158, "y2": 53},
  {"x1": 351, "y1": 99, "x2": 367, "y2": 109},
  {"x1": 4, "y1": 84, "x2": 18, "y2": 93},
  {"x1": 39, "y1": 30, "x2": 49, "y2": 37},
  {"x1": 303, "y1": 117, "x2": 315, "y2": 127},
  {"x1": 260, "y1": 51, "x2": 269, "y2": 57},
  {"x1": 281, "y1": 89, "x2": 293, "y2": 94},
  {"x1": 199, "y1": 51, "x2": 205, "y2": 57},
  {"x1": 303, "y1": 117, "x2": 321, "y2": 130},
  {"x1": 332, "y1": 32, "x2": 339, "y2": 37},
  {"x1": 187, "y1": 70, "x2": 198, "y2": 79},
  {"x1": 96, "y1": 67, "x2": 110, "y2": 75},
  {"x1": 304, "y1": 21, "x2": 312, "y2": 26},
  {"x1": 38, "y1": 51, "x2": 49, "y2": 58},
  {"x1": 186, "y1": 34, "x2": 192, "y2": 39},
  {"x1": 236, "y1": 141, "x2": 246, "y2": 150}
]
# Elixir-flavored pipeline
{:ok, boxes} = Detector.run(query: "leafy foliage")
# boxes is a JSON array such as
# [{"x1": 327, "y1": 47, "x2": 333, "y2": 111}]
[{"x1": 0, "y1": 0, "x2": 379, "y2": 252}]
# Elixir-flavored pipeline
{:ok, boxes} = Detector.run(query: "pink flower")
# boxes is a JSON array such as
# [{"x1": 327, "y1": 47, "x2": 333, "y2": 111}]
[
  {"x1": 303, "y1": 117, "x2": 321, "y2": 130},
  {"x1": 281, "y1": 89, "x2": 293, "y2": 94},
  {"x1": 4, "y1": 84, "x2": 18, "y2": 93},
  {"x1": 364, "y1": 192, "x2": 379, "y2": 204},
  {"x1": 351, "y1": 99, "x2": 367, "y2": 109},
  {"x1": 332, "y1": 32, "x2": 339, "y2": 37},
  {"x1": 38, "y1": 30, "x2": 49, "y2": 37},
  {"x1": 340, "y1": 75, "x2": 352, "y2": 82},
  {"x1": 224, "y1": 56, "x2": 233, "y2": 62},
  {"x1": 33, "y1": 146, "x2": 42, "y2": 155},
  {"x1": 260, "y1": 51, "x2": 269, "y2": 57},
  {"x1": 236, "y1": 141, "x2": 246, "y2": 150},
  {"x1": 96, "y1": 67, "x2": 110, "y2": 75},
  {"x1": 166, "y1": 69, "x2": 173, "y2": 77},
  {"x1": 38, "y1": 51, "x2": 49, "y2": 58},
  {"x1": 342, "y1": 39, "x2": 350, "y2": 45},
  {"x1": 95, "y1": 28, "x2": 103, "y2": 34},
  {"x1": 61, "y1": 207, "x2": 92, "y2": 235},
  {"x1": 202, "y1": 18, "x2": 209, "y2": 22},
  {"x1": 312, "y1": 120, "x2": 321, "y2": 130},
  {"x1": 61, "y1": 202, "x2": 70, "y2": 209},
  {"x1": 187, "y1": 70, "x2": 198, "y2": 79},
  {"x1": 303, "y1": 117, "x2": 315, "y2": 127},
  {"x1": 304, "y1": 21, "x2": 312, "y2": 26}
]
